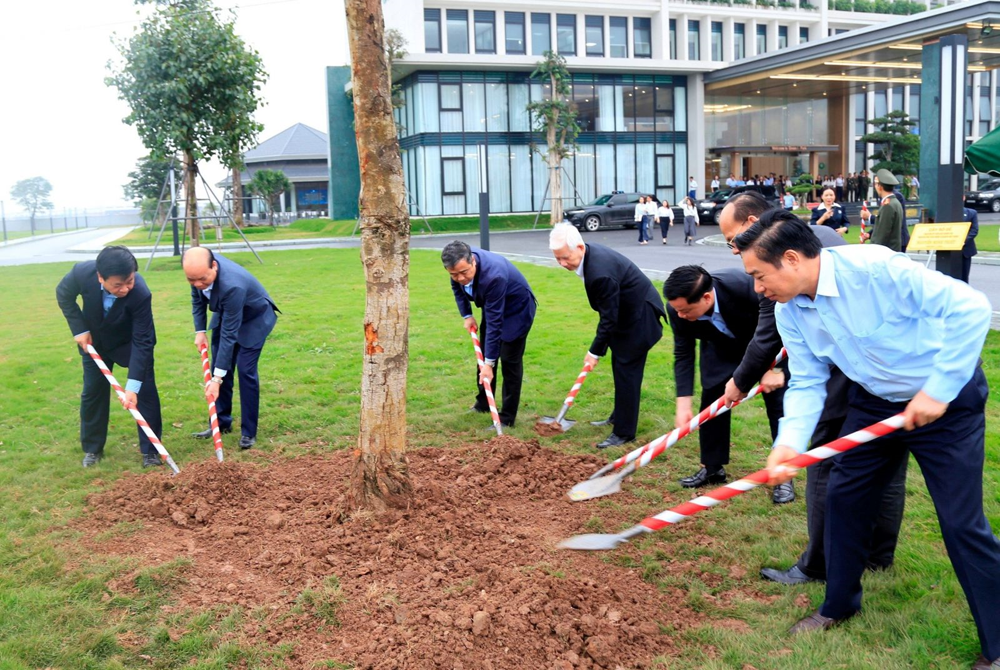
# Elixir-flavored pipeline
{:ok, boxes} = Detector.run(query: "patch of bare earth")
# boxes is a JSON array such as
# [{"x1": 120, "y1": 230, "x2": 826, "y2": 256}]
[{"x1": 81, "y1": 436, "x2": 704, "y2": 669}]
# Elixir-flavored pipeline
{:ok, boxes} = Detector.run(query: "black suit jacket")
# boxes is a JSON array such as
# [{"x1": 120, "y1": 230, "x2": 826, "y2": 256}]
[
  {"x1": 964, "y1": 207, "x2": 980, "y2": 258},
  {"x1": 668, "y1": 268, "x2": 761, "y2": 397},
  {"x1": 582, "y1": 243, "x2": 666, "y2": 357},
  {"x1": 56, "y1": 261, "x2": 156, "y2": 381}
]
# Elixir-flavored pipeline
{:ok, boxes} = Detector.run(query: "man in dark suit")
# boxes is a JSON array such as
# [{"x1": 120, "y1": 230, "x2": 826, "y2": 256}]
[
  {"x1": 665, "y1": 265, "x2": 785, "y2": 488},
  {"x1": 963, "y1": 207, "x2": 980, "y2": 284},
  {"x1": 183, "y1": 247, "x2": 278, "y2": 450},
  {"x1": 442, "y1": 241, "x2": 536, "y2": 427},
  {"x1": 549, "y1": 224, "x2": 666, "y2": 449},
  {"x1": 56, "y1": 246, "x2": 162, "y2": 468}
]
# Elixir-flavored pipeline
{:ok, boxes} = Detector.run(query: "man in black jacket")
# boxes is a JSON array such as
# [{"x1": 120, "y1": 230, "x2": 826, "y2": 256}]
[
  {"x1": 549, "y1": 224, "x2": 666, "y2": 449},
  {"x1": 665, "y1": 265, "x2": 785, "y2": 488},
  {"x1": 56, "y1": 246, "x2": 162, "y2": 468}
]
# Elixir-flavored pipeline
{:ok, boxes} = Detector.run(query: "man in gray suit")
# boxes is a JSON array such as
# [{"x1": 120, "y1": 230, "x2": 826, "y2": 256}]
[{"x1": 183, "y1": 248, "x2": 279, "y2": 449}]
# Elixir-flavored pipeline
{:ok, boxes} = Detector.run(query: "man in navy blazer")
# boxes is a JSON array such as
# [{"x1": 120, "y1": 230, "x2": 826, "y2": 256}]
[
  {"x1": 963, "y1": 207, "x2": 979, "y2": 284},
  {"x1": 183, "y1": 247, "x2": 279, "y2": 449},
  {"x1": 56, "y1": 246, "x2": 163, "y2": 468},
  {"x1": 549, "y1": 224, "x2": 666, "y2": 449},
  {"x1": 443, "y1": 241, "x2": 536, "y2": 427}
]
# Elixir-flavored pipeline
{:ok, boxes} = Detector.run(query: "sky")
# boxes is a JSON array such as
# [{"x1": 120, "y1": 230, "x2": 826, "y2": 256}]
[{"x1": 0, "y1": 0, "x2": 351, "y2": 217}]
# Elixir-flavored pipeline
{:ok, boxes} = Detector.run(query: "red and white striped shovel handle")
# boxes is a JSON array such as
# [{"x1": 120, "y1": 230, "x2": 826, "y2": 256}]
[
  {"x1": 198, "y1": 344, "x2": 225, "y2": 462},
  {"x1": 469, "y1": 329, "x2": 503, "y2": 435},
  {"x1": 563, "y1": 361, "x2": 594, "y2": 408},
  {"x1": 85, "y1": 345, "x2": 180, "y2": 474}
]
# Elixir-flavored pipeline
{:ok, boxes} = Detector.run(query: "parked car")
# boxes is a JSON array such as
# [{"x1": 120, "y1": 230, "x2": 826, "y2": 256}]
[
  {"x1": 964, "y1": 178, "x2": 1000, "y2": 213},
  {"x1": 697, "y1": 184, "x2": 779, "y2": 224},
  {"x1": 564, "y1": 192, "x2": 648, "y2": 232}
]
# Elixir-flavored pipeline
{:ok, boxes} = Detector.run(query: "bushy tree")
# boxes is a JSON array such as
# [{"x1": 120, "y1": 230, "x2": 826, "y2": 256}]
[
  {"x1": 861, "y1": 110, "x2": 920, "y2": 176},
  {"x1": 788, "y1": 173, "x2": 816, "y2": 207},
  {"x1": 248, "y1": 169, "x2": 291, "y2": 226},
  {"x1": 10, "y1": 177, "x2": 53, "y2": 234},
  {"x1": 123, "y1": 154, "x2": 180, "y2": 224}
]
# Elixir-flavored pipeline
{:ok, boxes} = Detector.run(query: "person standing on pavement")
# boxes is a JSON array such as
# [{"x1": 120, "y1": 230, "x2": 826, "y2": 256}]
[
  {"x1": 635, "y1": 196, "x2": 649, "y2": 245},
  {"x1": 710, "y1": 175, "x2": 720, "y2": 192},
  {"x1": 442, "y1": 241, "x2": 536, "y2": 428},
  {"x1": 183, "y1": 247, "x2": 279, "y2": 450},
  {"x1": 733, "y1": 213, "x2": 1000, "y2": 670},
  {"x1": 963, "y1": 206, "x2": 980, "y2": 284},
  {"x1": 644, "y1": 194, "x2": 658, "y2": 242},
  {"x1": 657, "y1": 199, "x2": 675, "y2": 245},
  {"x1": 56, "y1": 246, "x2": 163, "y2": 468},
  {"x1": 688, "y1": 176, "x2": 698, "y2": 200},
  {"x1": 860, "y1": 169, "x2": 904, "y2": 251},
  {"x1": 682, "y1": 197, "x2": 699, "y2": 246},
  {"x1": 549, "y1": 224, "x2": 666, "y2": 449}
]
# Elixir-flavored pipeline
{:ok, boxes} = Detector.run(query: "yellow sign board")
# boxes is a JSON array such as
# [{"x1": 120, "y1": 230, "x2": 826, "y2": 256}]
[{"x1": 905, "y1": 222, "x2": 971, "y2": 251}]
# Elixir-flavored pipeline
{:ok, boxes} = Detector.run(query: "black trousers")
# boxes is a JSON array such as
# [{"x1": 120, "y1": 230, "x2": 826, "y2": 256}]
[
  {"x1": 659, "y1": 218, "x2": 671, "y2": 241},
  {"x1": 80, "y1": 353, "x2": 162, "y2": 456},
  {"x1": 604, "y1": 345, "x2": 650, "y2": 441},
  {"x1": 821, "y1": 370, "x2": 1000, "y2": 661},
  {"x1": 699, "y1": 378, "x2": 784, "y2": 468},
  {"x1": 473, "y1": 319, "x2": 528, "y2": 426},
  {"x1": 795, "y1": 414, "x2": 906, "y2": 579},
  {"x1": 211, "y1": 333, "x2": 263, "y2": 438},
  {"x1": 962, "y1": 255, "x2": 973, "y2": 284}
]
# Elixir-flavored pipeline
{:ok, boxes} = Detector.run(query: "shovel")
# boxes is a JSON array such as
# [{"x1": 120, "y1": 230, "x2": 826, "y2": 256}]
[
  {"x1": 538, "y1": 360, "x2": 594, "y2": 432},
  {"x1": 559, "y1": 413, "x2": 906, "y2": 551}
]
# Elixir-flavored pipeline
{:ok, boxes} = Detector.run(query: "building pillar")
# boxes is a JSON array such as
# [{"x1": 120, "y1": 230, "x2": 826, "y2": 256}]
[
  {"x1": 724, "y1": 17, "x2": 735, "y2": 61},
  {"x1": 678, "y1": 13, "x2": 689, "y2": 60},
  {"x1": 768, "y1": 19, "x2": 779, "y2": 52},
  {"x1": 732, "y1": 151, "x2": 741, "y2": 179},
  {"x1": 688, "y1": 73, "x2": 707, "y2": 195},
  {"x1": 748, "y1": 18, "x2": 758, "y2": 57},
  {"x1": 701, "y1": 18, "x2": 711, "y2": 62}
]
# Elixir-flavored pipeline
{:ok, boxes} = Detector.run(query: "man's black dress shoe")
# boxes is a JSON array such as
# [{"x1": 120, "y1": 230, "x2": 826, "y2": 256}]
[
  {"x1": 141, "y1": 453, "x2": 163, "y2": 468},
  {"x1": 82, "y1": 452, "x2": 102, "y2": 467},
  {"x1": 971, "y1": 654, "x2": 1000, "y2": 669},
  {"x1": 596, "y1": 433, "x2": 632, "y2": 449},
  {"x1": 469, "y1": 404, "x2": 489, "y2": 414},
  {"x1": 193, "y1": 426, "x2": 232, "y2": 439},
  {"x1": 679, "y1": 466, "x2": 726, "y2": 488},
  {"x1": 760, "y1": 565, "x2": 822, "y2": 585},
  {"x1": 772, "y1": 480, "x2": 796, "y2": 504},
  {"x1": 788, "y1": 610, "x2": 849, "y2": 634},
  {"x1": 589, "y1": 417, "x2": 614, "y2": 427},
  {"x1": 239, "y1": 436, "x2": 256, "y2": 450}
]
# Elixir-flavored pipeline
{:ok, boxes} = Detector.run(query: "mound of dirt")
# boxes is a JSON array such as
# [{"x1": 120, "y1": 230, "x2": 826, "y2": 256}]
[{"x1": 82, "y1": 437, "x2": 700, "y2": 669}]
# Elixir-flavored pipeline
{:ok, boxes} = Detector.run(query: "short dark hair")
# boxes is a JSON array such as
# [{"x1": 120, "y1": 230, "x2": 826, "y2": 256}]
[
  {"x1": 664, "y1": 265, "x2": 713, "y2": 303},
  {"x1": 96, "y1": 246, "x2": 137, "y2": 279},
  {"x1": 732, "y1": 208, "x2": 821, "y2": 267},
  {"x1": 441, "y1": 241, "x2": 473, "y2": 269},
  {"x1": 727, "y1": 191, "x2": 771, "y2": 223}
]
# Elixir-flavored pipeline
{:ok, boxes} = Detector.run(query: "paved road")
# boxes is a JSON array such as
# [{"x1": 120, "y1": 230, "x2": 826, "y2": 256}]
[{"x1": 0, "y1": 228, "x2": 133, "y2": 266}]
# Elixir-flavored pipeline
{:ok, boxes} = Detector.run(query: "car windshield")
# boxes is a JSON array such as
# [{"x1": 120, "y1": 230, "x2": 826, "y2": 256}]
[
  {"x1": 980, "y1": 180, "x2": 1000, "y2": 192},
  {"x1": 589, "y1": 195, "x2": 613, "y2": 206}
]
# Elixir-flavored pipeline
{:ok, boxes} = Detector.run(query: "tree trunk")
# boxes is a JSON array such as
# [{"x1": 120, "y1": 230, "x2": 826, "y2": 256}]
[
  {"x1": 547, "y1": 71, "x2": 563, "y2": 226},
  {"x1": 344, "y1": 0, "x2": 413, "y2": 513},
  {"x1": 232, "y1": 167, "x2": 245, "y2": 227},
  {"x1": 184, "y1": 150, "x2": 200, "y2": 246}
]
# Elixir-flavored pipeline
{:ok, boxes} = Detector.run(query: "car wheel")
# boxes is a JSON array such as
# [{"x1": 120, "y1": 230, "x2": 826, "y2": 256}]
[
  {"x1": 713, "y1": 209, "x2": 722, "y2": 225},
  {"x1": 583, "y1": 215, "x2": 601, "y2": 232},
  {"x1": 990, "y1": 199, "x2": 1000, "y2": 213}
]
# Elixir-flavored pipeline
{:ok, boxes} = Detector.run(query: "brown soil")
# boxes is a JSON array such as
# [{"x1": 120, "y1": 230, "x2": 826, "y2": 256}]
[
  {"x1": 533, "y1": 420, "x2": 567, "y2": 437},
  {"x1": 80, "y1": 436, "x2": 702, "y2": 669}
]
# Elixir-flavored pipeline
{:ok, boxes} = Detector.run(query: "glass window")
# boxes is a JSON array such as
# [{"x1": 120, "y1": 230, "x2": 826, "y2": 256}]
[
  {"x1": 505, "y1": 12, "x2": 525, "y2": 55},
  {"x1": 447, "y1": 10, "x2": 469, "y2": 54},
  {"x1": 874, "y1": 90, "x2": 888, "y2": 120},
  {"x1": 634, "y1": 17, "x2": 651, "y2": 58},
  {"x1": 854, "y1": 92, "x2": 866, "y2": 137},
  {"x1": 574, "y1": 83, "x2": 597, "y2": 131},
  {"x1": 966, "y1": 74, "x2": 974, "y2": 137},
  {"x1": 557, "y1": 14, "x2": 576, "y2": 56},
  {"x1": 778, "y1": 25, "x2": 788, "y2": 50},
  {"x1": 711, "y1": 21, "x2": 723, "y2": 61},
  {"x1": 669, "y1": 19, "x2": 677, "y2": 60},
  {"x1": 756, "y1": 24, "x2": 767, "y2": 55},
  {"x1": 980, "y1": 79, "x2": 991, "y2": 136},
  {"x1": 463, "y1": 80, "x2": 485, "y2": 132},
  {"x1": 474, "y1": 11, "x2": 495, "y2": 54},
  {"x1": 799, "y1": 26, "x2": 809, "y2": 43},
  {"x1": 610, "y1": 17, "x2": 627, "y2": 58},
  {"x1": 655, "y1": 85, "x2": 674, "y2": 131},
  {"x1": 585, "y1": 16, "x2": 603, "y2": 57},
  {"x1": 424, "y1": 9, "x2": 441, "y2": 53},
  {"x1": 909, "y1": 84, "x2": 921, "y2": 133},
  {"x1": 440, "y1": 84, "x2": 461, "y2": 110},
  {"x1": 734, "y1": 23, "x2": 745, "y2": 60},
  {"x1": 688, "y1": 20, "x2": 700, "y2": 60},
  {"x1": 442, "y1": 157, "x2": 465, "y2": 195},
  {"x1": 891, "y1": 86, "x2": 903, "y2": 112},
  {"x1": 634, "y1": 82, "x2": 654, "y2": 131},
  {"x1": 531, "y1": 13, "x2": 550, "y2": 55}
]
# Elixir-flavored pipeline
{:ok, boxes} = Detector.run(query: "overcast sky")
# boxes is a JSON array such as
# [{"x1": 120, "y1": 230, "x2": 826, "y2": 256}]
[{"x1": 0, "y1": 0, "x2": 351, "y2": 216}]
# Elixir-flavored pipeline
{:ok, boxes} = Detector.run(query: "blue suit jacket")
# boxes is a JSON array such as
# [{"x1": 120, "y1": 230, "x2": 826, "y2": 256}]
[
  {"x1": 964, "y1": 207, "x2": 979, "y2": 258},
  {"x1": 191, "y1": 255, "x2": 278, "y2": 372},
  {"x1": 450, "y1": 248, "x2": 536, "y2": 361}
]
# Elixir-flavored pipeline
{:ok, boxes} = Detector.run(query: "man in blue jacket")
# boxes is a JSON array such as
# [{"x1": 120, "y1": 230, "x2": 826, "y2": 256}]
[
  {"x1": 963, "y1": 207, "x2": 980, "y2": 284},
  {"x1": 443, "y1": 241, "x2": 536, "y2": 428},
  {"x1": 183, "y1": 247, "x2": 279, "y2": 449}
]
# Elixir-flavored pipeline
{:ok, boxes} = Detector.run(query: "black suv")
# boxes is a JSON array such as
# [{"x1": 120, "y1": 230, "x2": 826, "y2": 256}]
[
  {"x1": 697, "y1": 184, "x2": 779, "y2": 224},
  {"x1": 564, "y1": 192, "x2": 648, "y2": 232},
  {"x1": 964, "y1": 177, "x2": 1000, "y2": 213}
]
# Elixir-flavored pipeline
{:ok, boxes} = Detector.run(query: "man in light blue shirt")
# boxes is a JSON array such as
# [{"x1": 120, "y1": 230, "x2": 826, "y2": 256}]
[{"x1": 733, "y1": 211, "x2": 1000, "y2": 668}]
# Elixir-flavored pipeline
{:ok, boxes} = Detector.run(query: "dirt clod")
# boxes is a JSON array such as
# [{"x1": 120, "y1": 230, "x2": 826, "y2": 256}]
[{"x1": 534, "y1": 420, "x2": 566, "y2": 437}]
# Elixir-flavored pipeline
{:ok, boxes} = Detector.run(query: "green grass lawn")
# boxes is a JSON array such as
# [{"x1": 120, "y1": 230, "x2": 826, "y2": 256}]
[
  {"x1": 113, "y1": 213, "x2": 550, "y2": 247},
  {"x1": 0, "y1": 249, "x2": 998, "y2": 668}
]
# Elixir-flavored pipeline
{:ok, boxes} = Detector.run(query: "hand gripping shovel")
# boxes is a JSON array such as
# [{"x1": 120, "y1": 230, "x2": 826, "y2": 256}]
[
  {"x1": 469, "y1": 329, "x2": 503, "y2": 435},
  {"x1": 559, "y1": 413, "x2": 905, "y2": 550},
  {"x1": 85, "y1": 345, "x2": 181, "y2": 475},
  {"x1": 538, "y1": 359, "x2": 594, "y2": 432}
]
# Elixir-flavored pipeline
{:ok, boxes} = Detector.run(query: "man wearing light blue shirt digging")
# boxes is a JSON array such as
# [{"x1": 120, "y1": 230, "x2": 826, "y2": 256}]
[{"x1": 733, "y1": 210, "x2": 1000, "y2": 670}]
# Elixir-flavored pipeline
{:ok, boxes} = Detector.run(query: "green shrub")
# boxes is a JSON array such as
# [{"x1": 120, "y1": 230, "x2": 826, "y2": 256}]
[
  {"x1": 873, "y1": 0, "x2": 893, "y2": 12},
  {"x1": 834, "y1": 0, "x2": 853, "y2": 10},
  {"x1": 854, "y1": 0, "x2": 873, "y2": 10}
]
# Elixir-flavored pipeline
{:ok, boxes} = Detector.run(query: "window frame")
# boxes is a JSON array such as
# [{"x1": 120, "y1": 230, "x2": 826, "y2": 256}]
[
  {"x1": 556, "y1": 14, "x2": 577, "y2": 56},
  {"x1": 756, "y1": 24, "x2": 767, "y2": 55},
  {"x1": 609, "y1": 16, "x2": 628, "y2": 58},
  {"x1": 734, "y1": 23, "x2": 746, "y2": 59},
  {"x1": 585, "y1": 15, "x2": 604, "y2": 57},
  {"x1": 474, "y1": 10, "x2": 496, "y2": 55},
  {"x1": 424, "y1": 9, "x2": 442, "y2": 53},
  {"x1": 530, "y1": 13, "x2": 551, "y2": 56},
  {"x1": 441, "y1": 156, "x2": 466, "y2": 196},
  {"x1": 634, "y1": 17, "x2": 652, "y2": 58},
  {"x1": 687, "y1": 19, "x2": 700, "y2": 61},
  {"x1": 505, "y1": 12, "x2": 526, "y2": 55},
  {"x1": 446, "y1": 9, "x2": 470, "y2": 54},
  {"x1": 439, "y1": 83, "x2": 463, "y2": 112}
]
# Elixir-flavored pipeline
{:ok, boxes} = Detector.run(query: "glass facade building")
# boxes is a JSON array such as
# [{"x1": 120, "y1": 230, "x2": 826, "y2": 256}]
[{"x1": 394, "y1": 71, "x2": 688, "y2": 216}]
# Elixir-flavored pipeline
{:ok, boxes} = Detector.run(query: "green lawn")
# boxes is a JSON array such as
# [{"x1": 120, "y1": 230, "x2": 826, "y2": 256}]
[
  {"x1": 0, "y1": 249, "x2": 998, "y2": 668},
  {"x1": 112, "y1": 213, "x2": 550, "y2": 247}
]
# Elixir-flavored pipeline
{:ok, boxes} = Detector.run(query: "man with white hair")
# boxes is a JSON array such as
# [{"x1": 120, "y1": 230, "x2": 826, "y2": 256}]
[{"x1": 549, "y1": 224, "x2": 667, "y2": 448}]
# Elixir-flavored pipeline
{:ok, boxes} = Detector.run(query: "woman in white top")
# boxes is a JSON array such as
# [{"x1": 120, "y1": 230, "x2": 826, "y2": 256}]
[
  {"x1": 644, "y1": 195, "x2": 658, "y2": 240},
  {"x1": 635, "y1": 196, "x2": 650, "y2": 245},
  {"x1": 681, "y1": 197, "x2": 699, "y2": 245},
  {"x1": 656, "y1": 199, "x2": 675, "y2": 244}
]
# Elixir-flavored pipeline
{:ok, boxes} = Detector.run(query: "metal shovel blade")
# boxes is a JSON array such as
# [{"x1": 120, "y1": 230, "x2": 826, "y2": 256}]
[
  {"x1": 539, "y1": 415, "x2": 576, "y2": 431},
  {"x1": 558, "y1": 532, "x2": 631, "y2": 551},
  {"x1": 567, "y1": 472, "x2": 625, "y2": 501}
]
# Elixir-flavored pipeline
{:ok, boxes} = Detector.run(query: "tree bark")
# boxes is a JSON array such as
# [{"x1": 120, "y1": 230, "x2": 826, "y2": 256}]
[
  {"x1": 231, "y1": 166, "x2": 245, "y2": 227},
  {"x1": 547, "y1": 71, "x2": 563, "y2": 225},
  {"x1": 184, "y1": 149, "x2": 200, "y2": 246},
  {"x1": 344, "y1": 0, "x2": 412, "y2": 513}
]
